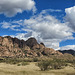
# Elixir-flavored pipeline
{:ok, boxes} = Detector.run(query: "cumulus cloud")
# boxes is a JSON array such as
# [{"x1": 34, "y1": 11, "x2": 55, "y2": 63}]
[
  {"x1": 23, "y1": 12, "x2": 73, "y2": 49},
  {"x1": 1, "y1": 9, "x2": 74, "y2": 49},
  {"x1": 24, "y1": 12, "x2": 73, "y2": 39},
  {"x1": 58, "y1": 45, "x2": 75, "y2": 50},
  {"x1": 0, "y1": 0, "x2": 36, "y2": 17},
  {"x1": 65, "y1": 6, "x2": 75, "y2": 31}
]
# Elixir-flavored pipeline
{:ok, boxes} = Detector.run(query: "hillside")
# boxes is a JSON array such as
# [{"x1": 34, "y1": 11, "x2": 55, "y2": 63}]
[
  {"x1": 0, "y1": 36, "x2": 62, "y2": 58},
  {"x1": 59, "y1": 49, "x2": 75, "y2": 56}
]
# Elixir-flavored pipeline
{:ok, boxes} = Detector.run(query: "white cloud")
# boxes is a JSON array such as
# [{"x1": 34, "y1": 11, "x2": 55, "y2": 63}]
[
  {"x1": 65, "y1": 6, "x2": 75, "y2": 31},
  {"x1": 0, "y1": 0, "x2": 36, "y2": 17},
  {"x1": 1, "y1": 22, "x2": 11, "y2": 28},
  {"x1": 1, "y1": 20, "x2": 22, "y2": 31},
  {"x1": 40, "y1": 9, "x2": 62, "y2": 14},
  {"x1": 1, "y1": 9, "x2": 74, "y2": 49},
  {"x1": 58, "y1": 45, "x2": 75, "y2": 50},
  {"x1": 24, "y1": 12, "x2": 73, "y2": 40},
  {"x1": 16, "y1": 11, "x2": 73, "y2": 49}
]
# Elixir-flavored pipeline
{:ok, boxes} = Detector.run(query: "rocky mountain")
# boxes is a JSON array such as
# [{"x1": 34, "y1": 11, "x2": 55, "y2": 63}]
[
  {"x1": 0, "y1": 36, "x2": 62, "y2": 58},
  {"x1": 59, "y1": 49, "x2": 75, "y2": 56}
]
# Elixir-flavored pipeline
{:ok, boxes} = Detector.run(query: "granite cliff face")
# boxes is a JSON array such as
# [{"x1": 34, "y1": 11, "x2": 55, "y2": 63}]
[{"x1": 0, "y1": 36, "x2": 62, "y2": 58}]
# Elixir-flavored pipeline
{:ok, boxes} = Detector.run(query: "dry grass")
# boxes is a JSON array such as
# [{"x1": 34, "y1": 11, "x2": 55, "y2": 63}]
[{"x1": 0, "y1": 63, "x2": 75, "y2": 75}]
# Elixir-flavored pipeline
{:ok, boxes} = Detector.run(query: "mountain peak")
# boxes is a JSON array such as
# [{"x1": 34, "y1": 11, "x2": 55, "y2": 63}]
[
  {"x1": 26, "y1": 37, "x2": 38, "y2": 48},
  {"x1": 0, "y1": 36, "x2": 63, "y2": 58}
]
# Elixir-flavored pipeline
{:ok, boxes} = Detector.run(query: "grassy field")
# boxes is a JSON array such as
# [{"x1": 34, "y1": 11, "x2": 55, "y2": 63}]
[{"x1": 0, "y1": 62, "x2": 75, "y2": 75}]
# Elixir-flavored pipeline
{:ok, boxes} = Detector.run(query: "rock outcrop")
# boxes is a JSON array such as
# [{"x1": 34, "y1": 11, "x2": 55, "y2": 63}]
[
  {"x1": 26, "y1": 37, "x2": 38, "y2": 48},
  {"x1": 0, "y1": 36, "x2": 62, "y2": 58}
]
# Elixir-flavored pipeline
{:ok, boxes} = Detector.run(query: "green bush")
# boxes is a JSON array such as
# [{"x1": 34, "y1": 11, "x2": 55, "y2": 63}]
[
  {"x1": 17, "y1": 62, "x2": 29, "y2": 66},
  {"x1": 17, "y1": 63, "x2": 21, "y2": 66},
  {"x1": 21, "y1": 62, "x2": 29, "y2": 66},
  {"x1": 33, "y1": 58, "x2": 38, "y2": 62},
  {"x1": 38, "y1": 59, "x2": 67, "y2": 71},
  {"x1": 50, "y1": 59, "x2": 67, "y2": 69},
  {"x1": 67, "y1": 73, "x2": 75, "y2": 75},
  {"x1": 38, "y1": 60, "x2": 50, "y2": 71}
]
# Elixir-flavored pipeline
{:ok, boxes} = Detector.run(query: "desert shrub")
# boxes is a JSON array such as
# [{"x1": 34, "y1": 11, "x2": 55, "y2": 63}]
[
  {"x1": 52, "y1": 59, "x2": 67, "y2": 69},
  {"x1": 0, "y1": 58, "x2": 5, "y2": 63},
  {"x1": 67, "y1": 73, "x2": 75, "y2": 75},
  {"x1": 17, "y1": 63, "x2": 21, "y2": 66},
  {"x1": 65, "y1": 59, "x2": 75, "y2": 68},
  {"x1": 38, "y1": 60, "x2": 50, "y2": 71},
  {"x1": 17, "y1": 62, "x2": 29, "y2": 66},
  {"x1": 38, "y1": 59, "x2": 67, "y2": 71},
  {"x1": 21, "y1": 62, "x2": 29, "y2": 66},
  {"x1": 0, "y1": 57, "x2": 33, "y2": 65},
  {"x1": 4, "y1": 58, "x2": 19, "y2": 64},
  {"x1": 33, "y1": 58, "x2": 38, "y2": 62},
  {"x1": 50, "y1": 61, "x2": 66, "y2": 69},
  {"x1": 71, "y1": 63, "x2": 75, "y2": 69}
]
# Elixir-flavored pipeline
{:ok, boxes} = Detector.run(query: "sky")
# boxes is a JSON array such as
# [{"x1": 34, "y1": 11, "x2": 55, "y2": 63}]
[{"x1": 0, "y1": 0, "x2": 75, "y2": 50}]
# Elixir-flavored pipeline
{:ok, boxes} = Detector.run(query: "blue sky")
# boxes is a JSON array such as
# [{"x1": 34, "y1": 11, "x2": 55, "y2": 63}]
[{"x1": 0, "y1": 0, "x2": 75, "y2": 50}]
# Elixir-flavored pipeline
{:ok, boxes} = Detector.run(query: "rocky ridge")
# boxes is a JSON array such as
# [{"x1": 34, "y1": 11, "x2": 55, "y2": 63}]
[
  {"x1": 59, "y1": 49, "x2": 75, "y2": 56},
  {"x1": 0, "y1": 36, "x2": 62, "y2": 58}
]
